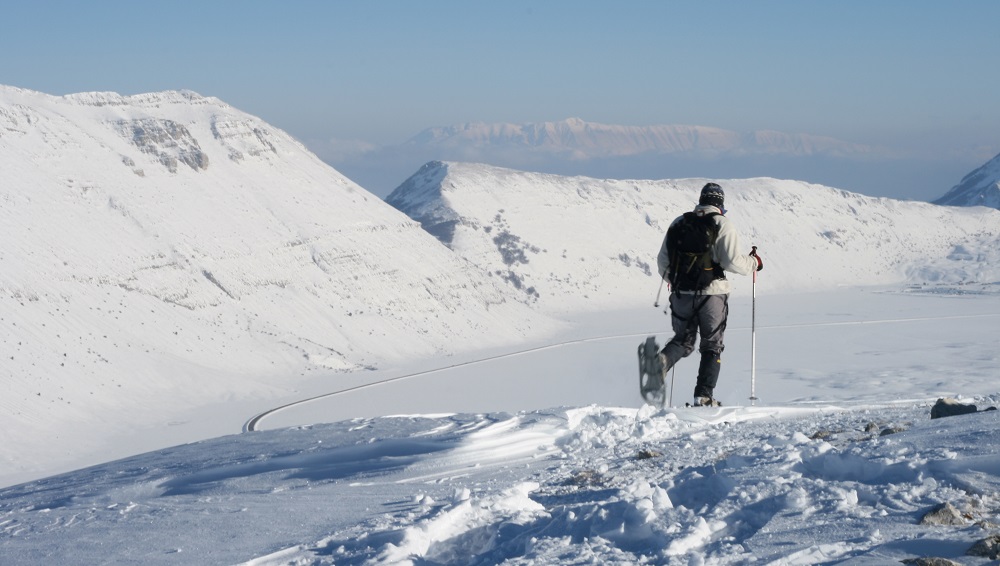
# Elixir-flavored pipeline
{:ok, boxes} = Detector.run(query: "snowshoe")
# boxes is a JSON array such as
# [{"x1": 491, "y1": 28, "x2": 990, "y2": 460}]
[{"x1": 638, "y1": 336, "x2": 666, "y2": 407}]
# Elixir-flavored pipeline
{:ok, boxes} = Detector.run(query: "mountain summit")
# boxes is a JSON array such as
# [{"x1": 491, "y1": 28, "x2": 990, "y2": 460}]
[
  {"x1": 934, "y1": 151, "x2": 1000, "y2": 209},
  {"x1": 0, "y1": 85, "x2": 554, "y2": 483}
]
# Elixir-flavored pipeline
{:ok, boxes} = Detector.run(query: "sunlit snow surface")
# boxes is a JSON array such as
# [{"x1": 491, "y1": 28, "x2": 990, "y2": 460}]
[
  {"x1": 4, "y1": 86, "x2": 1000, "y2": 564},
  {"x1": 3, "y1": 397, "x2": 1000, "y2": 564},
  {"x1": 3, "y1": 289, "x2": 1000, "y2": 565}
]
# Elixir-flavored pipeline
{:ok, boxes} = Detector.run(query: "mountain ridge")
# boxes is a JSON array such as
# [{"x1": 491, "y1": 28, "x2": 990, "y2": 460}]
[
  {"x1": 934, "y1": 151, "x2": 1000, "y2": 209},
  {"x1": 388, "y1": 161, "x2": 1000, "y2": 314},
  {"x1": 0, "y1": 86, "x2": 557, "y2": 483}
]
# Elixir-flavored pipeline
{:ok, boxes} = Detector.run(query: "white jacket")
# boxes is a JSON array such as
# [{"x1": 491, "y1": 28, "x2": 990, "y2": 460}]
[{"x1": 657, "y1": 205, "x2": 758, "y2": 295}]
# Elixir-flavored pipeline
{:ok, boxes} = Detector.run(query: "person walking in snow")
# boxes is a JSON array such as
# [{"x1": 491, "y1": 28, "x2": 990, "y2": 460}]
[{"x1": 651, "y1": 182, "x2": 762, "y2": 407}]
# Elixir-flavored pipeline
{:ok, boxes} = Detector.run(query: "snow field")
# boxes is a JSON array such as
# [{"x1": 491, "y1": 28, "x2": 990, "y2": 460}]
[
  {"x1": 4, "y1": 85, "x2": 1000, "y2": 564},
  {"x1": 2, "y1": 289, "x2": 1000, "y2": 564},
  {"x1": 248, "y1": 288, "x2": 1000, "y2": 431},
  {"x1": 305, "y1": 401, "x2": 1000, "y2": 565},
  {"x1": 4, "y1": 378, "x2": 1000, "y2": 564}
]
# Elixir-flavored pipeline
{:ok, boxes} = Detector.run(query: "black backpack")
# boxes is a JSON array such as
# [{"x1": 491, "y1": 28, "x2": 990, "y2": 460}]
[{"x1": 666, "y1": 212, "x2": 725, "y2": 292}]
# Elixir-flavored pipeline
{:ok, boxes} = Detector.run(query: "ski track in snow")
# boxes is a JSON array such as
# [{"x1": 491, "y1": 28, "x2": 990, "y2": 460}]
[
  {"x1": 246, "y1": 307, "x2": 1000, "y2": 432},
  {"x1": 243, "y1": 335, "x2": 627, "y2": 433},
  {"x1": 4, "y1": 290, "x2": 1000, "y2": 566}
]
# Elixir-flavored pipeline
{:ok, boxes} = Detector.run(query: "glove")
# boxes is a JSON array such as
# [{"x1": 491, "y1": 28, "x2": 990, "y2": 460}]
[{"x1": 750, "y1": 246, "x2": 763, "y2": 271}]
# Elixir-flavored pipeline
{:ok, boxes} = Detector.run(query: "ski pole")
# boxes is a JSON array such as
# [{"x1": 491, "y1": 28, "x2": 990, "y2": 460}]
[
  {"x1": 668, "y1": 365, "x2": 676, "y2": 408},
  {"x1": 653, "y1": 277, "x2": 665, "y2": 308},
  {"x1": 750, "y1": 246, "x2": 759, "y2": 406}
]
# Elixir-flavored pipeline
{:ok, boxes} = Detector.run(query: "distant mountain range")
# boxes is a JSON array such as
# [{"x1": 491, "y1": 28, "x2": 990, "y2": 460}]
[
  {"x1": 406, "y1": 118, "x2": 879, "y2": 159},
  {"x1": 322, "y1": 117, "x2": 980, "y2": 202},
  {"x1": 934, "y1": 151, "x2": 1000, "y2": 208}
]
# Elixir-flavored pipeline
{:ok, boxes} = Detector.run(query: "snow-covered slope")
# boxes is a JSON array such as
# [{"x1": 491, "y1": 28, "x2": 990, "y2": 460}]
[
  {"x1": 4, "y1": 395, "x2": 1000, "y2": 565},
  {"x1": 0, "y1": 86, "x2": 557, "y2": 483},
  {"x1": 934, "y1": 151, "x2": 1000, "y2": 209},
  {"x1": 387, "y1": 161, "x2": 1000, "y2": 313},
  {"x1": 4, "y1": 90, "x2": 1000, "y2": 564},
  {"x1": 407, "y1": 118, "x2": 876, "y2": 159}
]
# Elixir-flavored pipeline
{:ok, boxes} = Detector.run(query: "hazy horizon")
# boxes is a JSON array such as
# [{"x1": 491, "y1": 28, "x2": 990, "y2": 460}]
[
  {"x1": 307, "y1": 118, "x2": 990, "y2": 201},
  {"x1": 3, "y1": 0, "x2": 998, "y2": 201}
]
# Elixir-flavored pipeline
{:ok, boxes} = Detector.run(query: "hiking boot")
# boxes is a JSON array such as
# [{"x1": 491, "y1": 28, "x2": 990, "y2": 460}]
[{"x1": 693, "y1": 396, "x2": 721, "y2": 407}]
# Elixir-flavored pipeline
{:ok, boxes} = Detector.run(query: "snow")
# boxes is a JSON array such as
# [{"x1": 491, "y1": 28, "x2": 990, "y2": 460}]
[
  {"x1": 3, "y1": 291, "x2": 1000, "y2": 565},
  {"x1": 387, "y1": 161, "x2": 1000, "y2": 313},
  {"x1": 0, "y1": 85, "x2": 558, "y2": 486},
  {"x1": 934, "y1": 151, "x2": 1000, "y2": 209},
  {"x1": 3, "y1": 86, "x2": 1000, "y2": 564}
]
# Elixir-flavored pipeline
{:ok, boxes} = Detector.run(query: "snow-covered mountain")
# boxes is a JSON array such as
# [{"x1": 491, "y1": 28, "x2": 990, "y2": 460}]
[
  {"x1": 5, "y1": 90, "x2": 1000, "y2": 565},
  {"x1": 406, "y1": 118, "x2": 877, "y2": 159},
  {"x1": 934, "y1": 151, "x2": 1000, "y2": 209},
  {"x1": 0, "y1": 86, "x2": 557, "y2": 483},
  {"x1": 387, "y1": 161, "x2": 1000, "y2": 314},
  {"x1": 319, "y1": 117, "x2": 968, "y2": 204}
]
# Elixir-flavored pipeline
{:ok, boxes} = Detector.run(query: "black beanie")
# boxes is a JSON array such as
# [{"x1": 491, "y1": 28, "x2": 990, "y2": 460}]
[{"x1": 699, "y1": 182, "x2": 725, "y2": 209}]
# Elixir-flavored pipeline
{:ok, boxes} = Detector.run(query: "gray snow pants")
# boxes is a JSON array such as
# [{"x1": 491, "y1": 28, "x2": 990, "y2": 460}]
[{"x1": 660, "y1": 293, "x2": 729, "y2": 399}]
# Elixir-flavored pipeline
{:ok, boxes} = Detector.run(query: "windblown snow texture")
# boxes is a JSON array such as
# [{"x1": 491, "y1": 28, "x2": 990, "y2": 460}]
[{"x1": 4, "y1": 400, "x2": 1000, "y2": 565}]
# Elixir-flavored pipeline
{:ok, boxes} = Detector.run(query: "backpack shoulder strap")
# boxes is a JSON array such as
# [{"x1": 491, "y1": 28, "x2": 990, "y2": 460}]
[{"x1": 702, "y1": 211, "x2": 721, "y2": 237}]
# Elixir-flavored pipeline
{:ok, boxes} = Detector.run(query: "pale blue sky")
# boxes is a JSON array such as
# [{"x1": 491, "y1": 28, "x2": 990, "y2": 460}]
[{"x1": 2, "y1": 0, "x2": 999, "y2": 196}]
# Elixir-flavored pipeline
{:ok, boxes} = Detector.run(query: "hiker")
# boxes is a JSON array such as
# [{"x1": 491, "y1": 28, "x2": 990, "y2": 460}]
[{"x1": 655, "y1": 182, "x2": 762, "y2": 406}]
